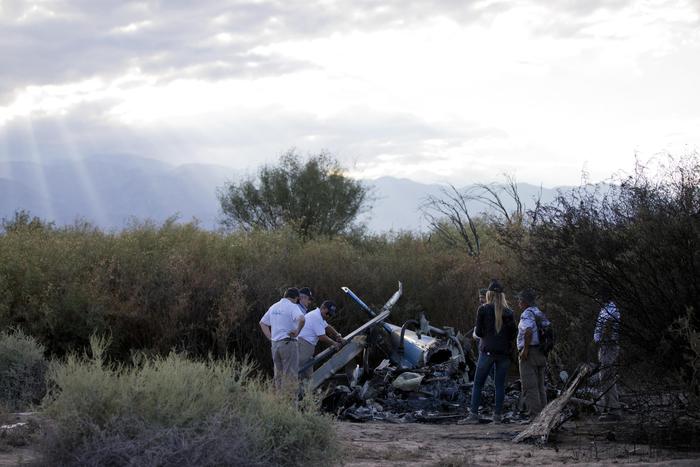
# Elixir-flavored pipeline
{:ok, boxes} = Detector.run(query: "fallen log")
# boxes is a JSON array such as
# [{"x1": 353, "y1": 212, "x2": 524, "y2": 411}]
[{"x1": 513, "y1": 363, "x2": 592, "y2": 445}]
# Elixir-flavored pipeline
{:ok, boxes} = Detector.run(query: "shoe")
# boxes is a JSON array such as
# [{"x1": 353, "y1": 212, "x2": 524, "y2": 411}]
[
  {"x1": 493, "y1": 413, "x2": 502, "y2": 424},
  {"x1": 457, "y1": 412, "x2": 480, "y2": 424}
]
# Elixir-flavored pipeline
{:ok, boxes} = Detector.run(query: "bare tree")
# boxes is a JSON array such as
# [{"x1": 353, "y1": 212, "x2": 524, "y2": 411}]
[
  {"x1": 474, "y1": 175, "x2": 522, "y2": 224},
  {"x1": 421, "y1": 175, "x2": 544, "y2": 255},
  {"x1": 421, "y1": 184, "x2": 481, "y2": 256}
]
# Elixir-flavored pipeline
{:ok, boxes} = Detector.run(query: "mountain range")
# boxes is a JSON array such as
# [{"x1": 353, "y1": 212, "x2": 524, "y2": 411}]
[{"x1": 0, "y1": 154, "x2": 565, "y2": 233}]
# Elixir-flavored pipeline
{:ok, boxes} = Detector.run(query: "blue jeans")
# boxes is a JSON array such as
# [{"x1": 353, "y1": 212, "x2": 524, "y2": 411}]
[{"x1": 470, "y1": 352, "x2": 510, "y2": 415}]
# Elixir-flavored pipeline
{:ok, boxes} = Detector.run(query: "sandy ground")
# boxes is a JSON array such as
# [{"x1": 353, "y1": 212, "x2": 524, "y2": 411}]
[
  {"x1": 0, "y1": 412, "x2": 39, "y2": 466},
  {"x1": 2, "y1": 413, "x2": 699, "y2": 466},
  {"x1": 335, "y1": 419, "x2": 700, "y2": 467}
]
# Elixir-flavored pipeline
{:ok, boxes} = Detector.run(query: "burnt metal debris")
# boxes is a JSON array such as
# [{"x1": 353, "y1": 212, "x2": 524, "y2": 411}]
[
  {"x1": 300, "y1": 282, "x2": 525, "y2": 423},
  {"x1": 295, "y1": 283, "x2": 651, "y2": 449}
]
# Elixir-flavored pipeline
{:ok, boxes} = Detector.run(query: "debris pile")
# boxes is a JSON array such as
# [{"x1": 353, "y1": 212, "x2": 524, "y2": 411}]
[
  {"x1": 322, "y1": 358, "x2": 532, "y2": 423},
  {"x1": 305, "y1": 283, "x2": 524, "y2": 423}
]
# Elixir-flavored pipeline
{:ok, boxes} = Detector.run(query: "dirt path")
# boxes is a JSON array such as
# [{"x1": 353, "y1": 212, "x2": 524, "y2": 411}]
[
  {"x1": 0, "y1": 413, "x2": 40, "y2": 466},
  {"x1": 3, "y1": 414, "x2": 699, "y2": 466},
  {"x1": 335, "y1": 420, "x2": 700, "y2": 466}
]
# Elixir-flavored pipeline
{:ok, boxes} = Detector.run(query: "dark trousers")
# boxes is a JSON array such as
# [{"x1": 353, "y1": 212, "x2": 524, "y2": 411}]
[{"x1": 470, "y1": 352, "x2": 511, "y2": 415}]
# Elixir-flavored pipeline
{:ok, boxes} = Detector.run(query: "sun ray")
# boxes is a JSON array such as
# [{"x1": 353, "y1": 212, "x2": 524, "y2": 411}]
[
  {"x1": 22, "y1": 117, "x2": 56, "y2": 223},
  {"x1": 54, "y1": 117, "x2": 110, "y2": 228}
]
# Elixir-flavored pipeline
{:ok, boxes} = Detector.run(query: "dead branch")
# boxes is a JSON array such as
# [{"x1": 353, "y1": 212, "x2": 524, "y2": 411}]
[
  {"x1": 513, "y1": 363, "x2": 593, "y2": 445},
  {"x1": 421, "y1": 184, "x2": 481, "y2": 256}
]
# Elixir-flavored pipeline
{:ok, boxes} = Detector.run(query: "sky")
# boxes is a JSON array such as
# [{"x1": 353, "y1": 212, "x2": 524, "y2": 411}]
[{"x1": 1, "y1": 0, "x2": 699, "y2": 186}]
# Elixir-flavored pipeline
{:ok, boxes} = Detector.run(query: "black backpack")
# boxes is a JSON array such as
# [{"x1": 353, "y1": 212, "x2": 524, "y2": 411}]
[{"x1": 533, "y1": 311, "x2": 555, "y2": 356}]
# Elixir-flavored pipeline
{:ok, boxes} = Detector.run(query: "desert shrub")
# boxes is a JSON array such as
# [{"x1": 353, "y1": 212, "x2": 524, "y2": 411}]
[
  {"x1": 516, "y1": 157, "x2": 700, "y2": 374},
  {"x1": 0, "y1": 221, "x2": 110, "y2": 355},
  {"x1": 40, "y1": 337, "x2": 339, "y2": 466},
  {"x1": 47, "y1": 413, "x2": 260, "y2": 466},
  {"x1": 0, "y1": 328, "x2": 48, "y2": 411},
  {"x1": 0, "y1": 215, "x2": 500, "y2": 373}
]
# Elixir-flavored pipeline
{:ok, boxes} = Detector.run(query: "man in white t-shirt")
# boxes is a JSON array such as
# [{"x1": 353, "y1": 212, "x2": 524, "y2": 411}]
[
  {"x1": 298, "y1": 300, "x2": 344, "y2": 380},
  {"x1": 259, "y1": 288, "x2": 306, "y2": 392}
]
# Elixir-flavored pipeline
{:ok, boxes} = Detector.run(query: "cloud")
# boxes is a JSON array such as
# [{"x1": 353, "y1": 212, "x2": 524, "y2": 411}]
[
  {"x1": 0, "y1": 94, "x2": 510, "y2": 181},
  {"x1": 2, "y1": 0, "x2": 582, "y2": 99},
  {"x1": 3, "y1": 0, "x2": 696, "y2": 101},
  {"x1": 0, "y1": 1, "x2": 310, "y2": 102},
  {"x1": 2, "y1": 0, "x2": 699, "y2": 188}
]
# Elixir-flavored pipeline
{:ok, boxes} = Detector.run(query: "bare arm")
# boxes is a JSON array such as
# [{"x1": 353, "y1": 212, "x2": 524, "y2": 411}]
[
  {"x1": 290, "y1": 316, "x2": 305, "y2": 338},
  {"x1": 259, "y1": 322, "x2": 272, "y2": 341},
  {"x1": 319, "y1": 334, "x2": 341, "y2": 349},
  {"x1": 325, "y1": 325, "x2": 342, "y2": 341}
]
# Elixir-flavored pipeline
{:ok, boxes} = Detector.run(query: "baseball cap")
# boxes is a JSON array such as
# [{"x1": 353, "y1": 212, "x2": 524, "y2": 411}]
[
  {"x1": 517, "y1": 288, "x2": 537, "y2": 304},
  {"x1": 321, "y1": 300, "x2": 337, "y2": 316},
  {"x1": 487, "y1": 279, "x2": 504, "y2": 293}
]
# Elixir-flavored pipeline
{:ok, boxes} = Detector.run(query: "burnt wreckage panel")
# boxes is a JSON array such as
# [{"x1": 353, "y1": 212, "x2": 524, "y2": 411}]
[{"x1": 299, "y1": 282, "x2": 522, "y2": 422}]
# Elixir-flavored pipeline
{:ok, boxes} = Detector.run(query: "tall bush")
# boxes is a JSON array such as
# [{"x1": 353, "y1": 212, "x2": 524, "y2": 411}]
[
  {"x1": 0, "y1": 328, "x2": 47, "y2": 411},
  {"x1": 0, "y1": 217, "x2": 500, "y2": 372},
  {"x1": 518, "y1": 157, "x2": 700, "y2": 374}
]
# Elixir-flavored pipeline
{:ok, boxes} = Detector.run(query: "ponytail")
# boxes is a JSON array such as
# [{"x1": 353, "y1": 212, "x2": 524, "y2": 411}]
[{"x1": 486, "y1": 290, "x2": 509, "y2": 333}]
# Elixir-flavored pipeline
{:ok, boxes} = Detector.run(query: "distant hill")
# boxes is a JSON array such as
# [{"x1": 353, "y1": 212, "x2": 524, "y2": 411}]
[
  {"x1": 0, "y1": 154, "x2": 567, "y2": 232},
  {"x1": 0, "y1": 155, "x2": 234, "y2": 230},
  {"x1": 364, "y1": 177, "x2": 562, "y2": 232}
]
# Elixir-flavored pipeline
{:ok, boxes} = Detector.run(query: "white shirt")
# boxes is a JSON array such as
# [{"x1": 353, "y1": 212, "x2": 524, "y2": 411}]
[
  {"x1": 298, "y1": 308, "x2": 328, "y2": 346},
  {"x1": 517, "y1": 306, "x2": 549, "y2": 350},
  {"x1": 594, "y1": 301, "x2": 620, "y2": 344},
  {"x1": 260, "y1": 298, "x2": 304, "y2": 341}
]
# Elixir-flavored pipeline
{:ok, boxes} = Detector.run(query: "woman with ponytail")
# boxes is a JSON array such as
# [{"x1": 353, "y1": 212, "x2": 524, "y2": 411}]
[{"x1": 459, "y1": 279, "x2": 517, "y2": 424}]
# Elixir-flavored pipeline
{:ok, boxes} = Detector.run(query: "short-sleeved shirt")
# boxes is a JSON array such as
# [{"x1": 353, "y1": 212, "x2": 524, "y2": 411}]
[
  {"x1": 298, "y1": 308, "x2": 328, "y2": 346},
  {"x1": 517, "y1": 306, "x2": 549, "y2": 350},
  {"x1": 260, "y1": 298, "x2": 304, "y2": 341},
  {"x1": 594, "y1": 301, "x2": 620, "y2": 344}
]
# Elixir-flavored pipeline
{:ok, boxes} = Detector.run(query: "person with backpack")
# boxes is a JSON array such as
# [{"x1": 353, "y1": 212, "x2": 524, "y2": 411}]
[
  {"x1": 594, "y1": 296, "x2": 622, "y2": 421},
  {"x1": 459, "y1": 279, "x2": 517, "y2": 424},
  {"x1": 517, "y1": 288, "x2": 551, "y2": 419}
]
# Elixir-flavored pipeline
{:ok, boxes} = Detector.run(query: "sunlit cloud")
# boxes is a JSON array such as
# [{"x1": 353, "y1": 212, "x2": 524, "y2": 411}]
[
  {"x1": 0, "y1": 0, "x2": 699, "y2": 187},
  {"x1": 110, "y1": 20, "x2": 153, "y2": 34}
]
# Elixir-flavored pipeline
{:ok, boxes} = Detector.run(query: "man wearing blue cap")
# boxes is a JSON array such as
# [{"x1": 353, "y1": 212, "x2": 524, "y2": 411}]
[
  {"x1": 298, "y1": 300, "x2": 344, "y2": 380},
  {"x1": 298, "y1": 287, "x2": 313, "y2": 314}
]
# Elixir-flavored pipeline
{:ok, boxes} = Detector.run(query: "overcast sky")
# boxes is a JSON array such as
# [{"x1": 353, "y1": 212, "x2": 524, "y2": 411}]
[{"x1": 1, "y1": 0, "x2": 699, "y2": 186}]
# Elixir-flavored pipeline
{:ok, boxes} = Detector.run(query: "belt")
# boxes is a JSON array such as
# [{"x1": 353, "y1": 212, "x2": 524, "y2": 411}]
[{"x1": 278, "y1": 337, "x2": 297, "y2": 342}]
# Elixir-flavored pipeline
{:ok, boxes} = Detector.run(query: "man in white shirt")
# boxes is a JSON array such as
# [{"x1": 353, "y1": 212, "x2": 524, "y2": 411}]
[
  {"x1": 517, "y1": 288, "x2": 550, "y2": 419},
  {"x1": 259, "y1": 288, "x2": 306, "y2": 392},
  {"x1": 594, "y1": 299, "x2": 622, "y2": 420},
  {"x1": 298, "y1": 300, "x2": 343, "y2": 380}
]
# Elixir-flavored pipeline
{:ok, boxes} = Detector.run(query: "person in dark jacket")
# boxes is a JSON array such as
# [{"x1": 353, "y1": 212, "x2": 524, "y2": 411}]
[{"x1": 459, "y1": 279, "x2": 517, "y2": 424}]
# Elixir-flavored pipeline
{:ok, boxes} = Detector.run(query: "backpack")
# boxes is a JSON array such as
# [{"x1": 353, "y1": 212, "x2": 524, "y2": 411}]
[{"x1": 533, "y1": 311, "x2": 555, "y2": 356}]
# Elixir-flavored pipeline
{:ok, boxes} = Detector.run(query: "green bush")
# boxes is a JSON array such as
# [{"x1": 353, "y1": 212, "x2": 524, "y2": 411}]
[
  {"x1": 0, "y1": 328, "x2": 47, "y2": 411},
  {"x1": 0, "y1": 216, "x2": 498, "y2": 373},
  {"x1": 40, "y1": 336, "x2": 339, "y2": 466}
]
